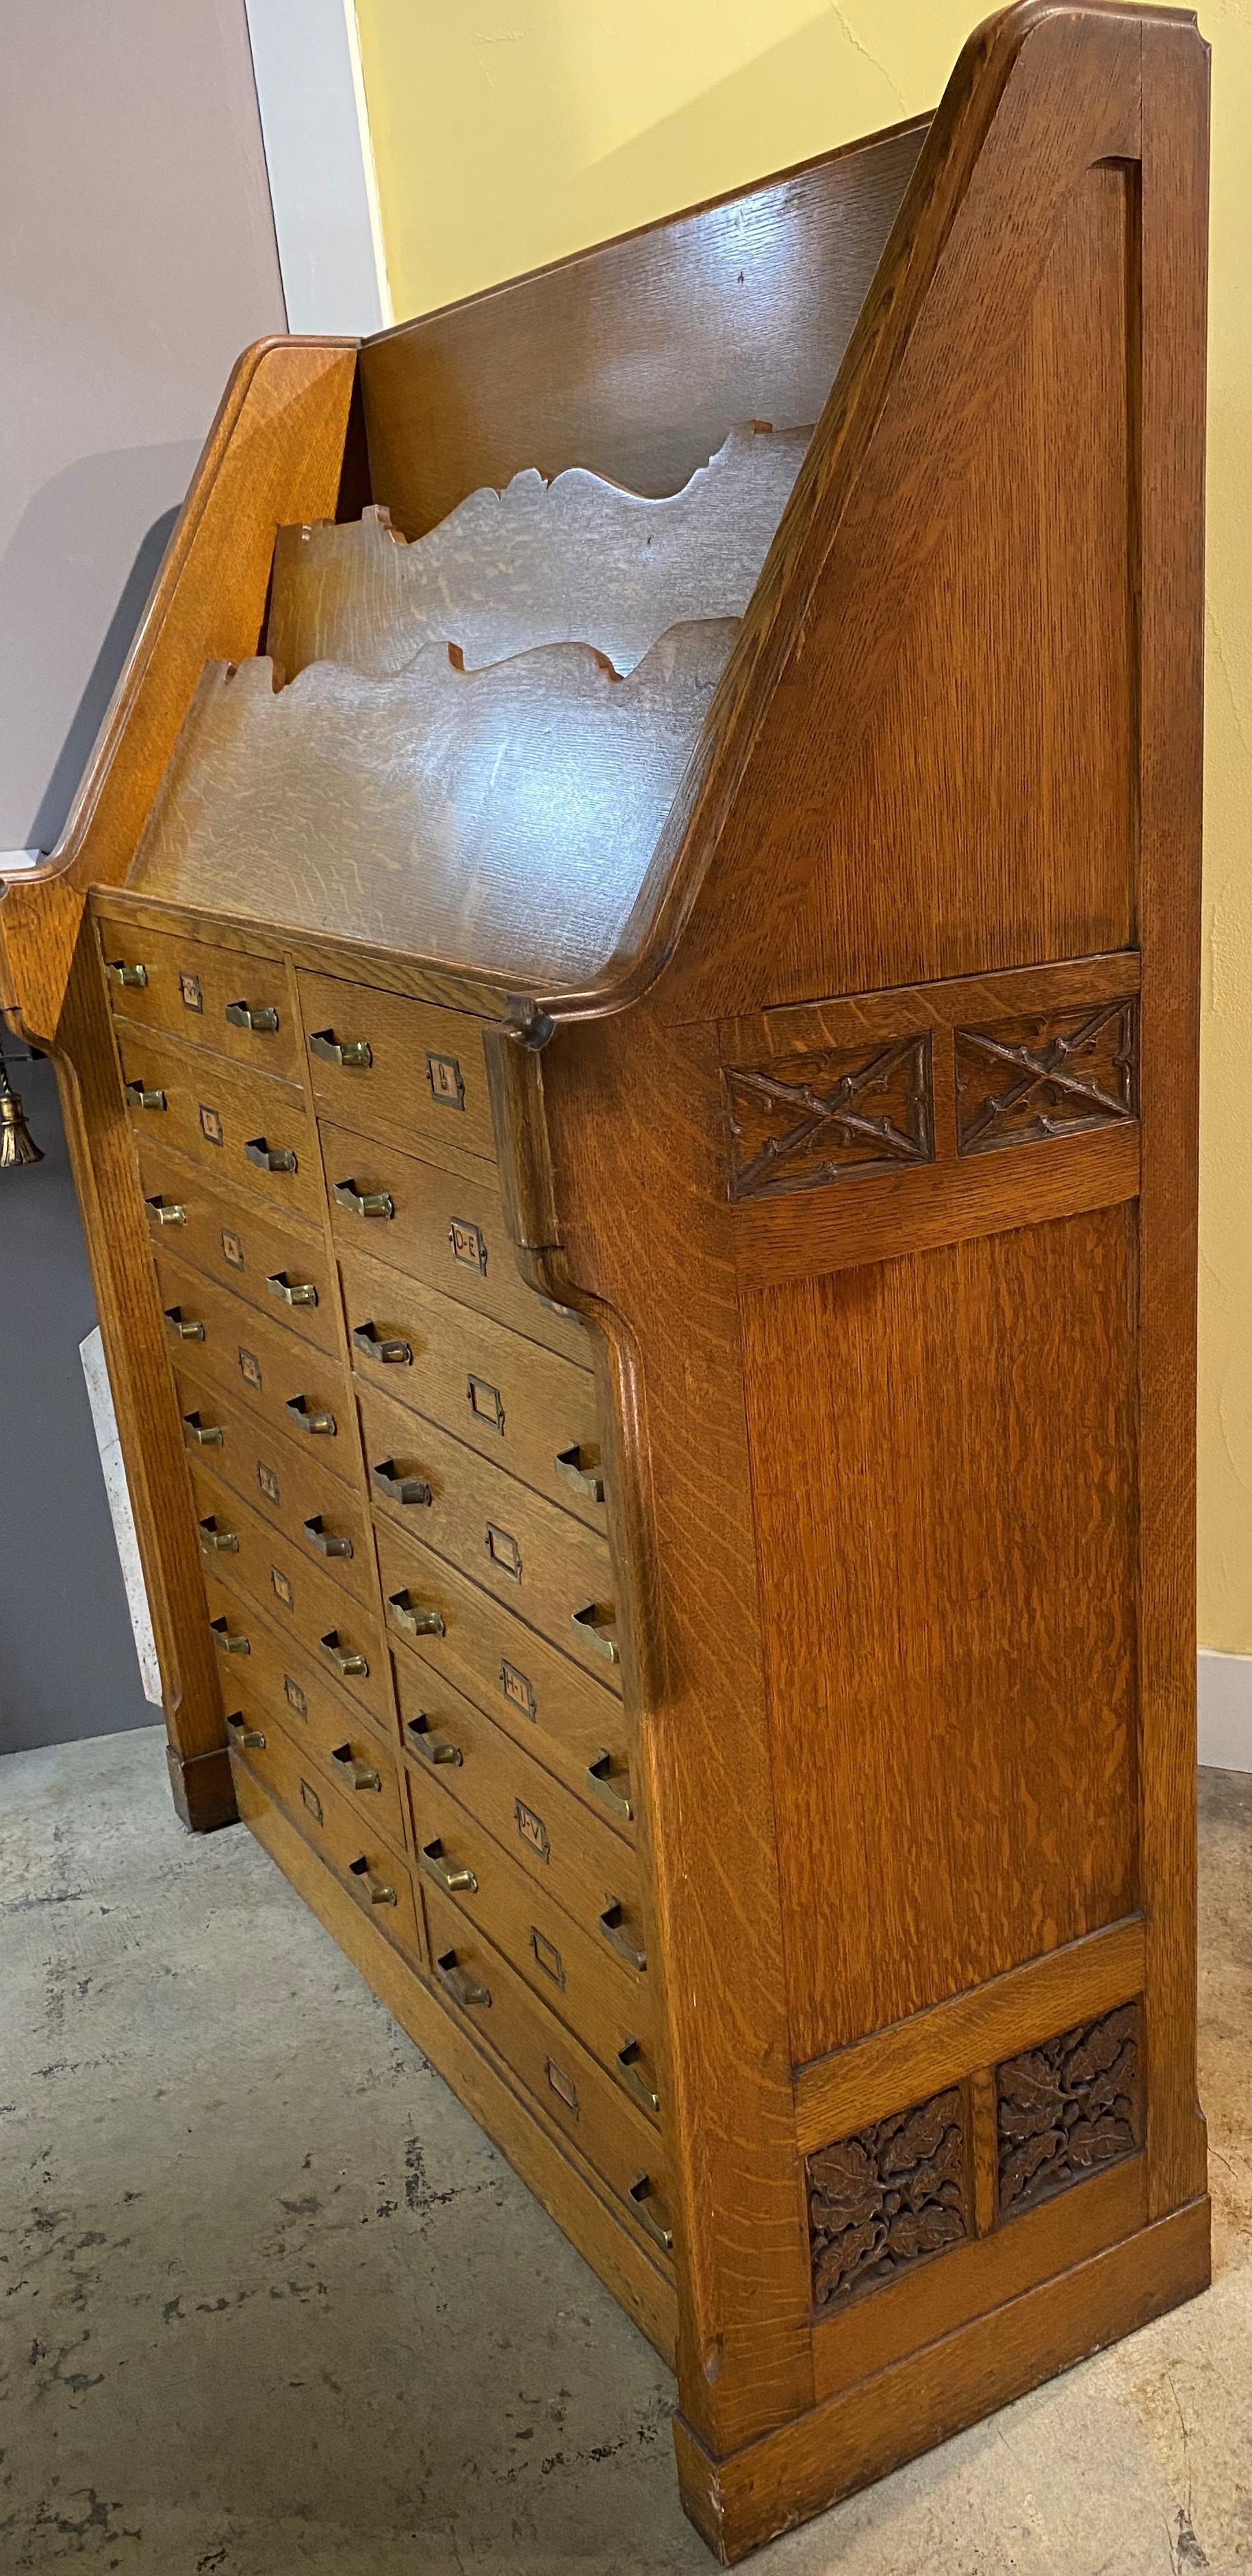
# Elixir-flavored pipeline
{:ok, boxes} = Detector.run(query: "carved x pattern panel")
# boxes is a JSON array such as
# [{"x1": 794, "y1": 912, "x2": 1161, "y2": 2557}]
[
  {"x1": 726, "y1": 1034, "x2": 933, "y2": 1201},
  {"x1": 955, "y1": 999, "x2": 1138, "y2": 1155}
]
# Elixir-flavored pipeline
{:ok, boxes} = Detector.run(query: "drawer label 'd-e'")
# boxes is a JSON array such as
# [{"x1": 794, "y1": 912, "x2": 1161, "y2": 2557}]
[{"x1": 449, "y1": 1218, "x2": 487, "y2": 1274}]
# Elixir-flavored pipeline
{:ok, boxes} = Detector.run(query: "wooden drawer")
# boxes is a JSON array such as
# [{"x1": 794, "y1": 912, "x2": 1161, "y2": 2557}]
[
  {"x1": 298, "y1": 970, "x2": 497, "y2": 1165},
  {"x1": 216, "y1": 1595, "x2": 407, "y2": 1857},
  {"x1": 156, "y1": 1245, "x2": 355, "y2": 1491},
  {"x1": 169, "y1": 1355, "x2": 370, "y2": 1608},
  {"x1": 359, "y1": 1377, "x2": 619, "y2": 1677},
  {"x1": 203, "y1": 1565, "x2": 398, "y2": 1755},
  {"x1": 230, "y1": 1715, "x2": 420, "y2": 1961},
  {"x1": 338, "y1": 1240, "x2": 604, "y2": 1531},
  {"x1": 409, "y1": 1762, "x2": 652, "y2": 2096},
  {"x1": 116, "y1": 1022, "x2": 320, "y2": 1222},
  {"x1": 399, "y1": 1644, "x2": 639, "y2": 1921},
  {"x1": 135, "y1": 1135, "x2": 338, "y2": 1360},
  {"x1": 97, "y1": 914, "x2": 301, "y2": 1080},
  {"x1": 423, "y1": 1882, "x2": 668, "y2": 2259},
  {"x1": 394, "y1": 1633, "x2": 633, "y2": 1844},
  {"x1": 193, "y1": 1463, "x2": 392, "y2": 1731},
  {"x1": 322, "y1": 1120, "x2": 587, "y2": 1366},
  {"x1": 374, "y1": 1521, "x2": 630, "y2": 1800}
]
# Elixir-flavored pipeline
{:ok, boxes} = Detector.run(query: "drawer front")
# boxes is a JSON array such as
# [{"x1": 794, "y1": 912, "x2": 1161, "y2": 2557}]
[
  {"x1": 395, "y1": 1632, "x2": 633, "y2": 1845},
  {"x1": 203, "y1": 1567, "x2": 398, "y2": 1756},
  {"x1": 136, "y1": 1135, "x2": 338, "y2": 1358},
  {"x1": 157, "y1": 1246, "x2": 355, "y2": 1490},
  {"x1": 322, "y1": 1120, "x2": 587, "y2": 1366},
  {"x1": 298, "y1": 971, "x2": 497, "y2": 1166},
  {"x1": 170, "y1": 1356, "x2": 370, "y2": 1608},
  {"x1": 374, "y1": 1522, "x2": 630, "y2": 1799},
  {"x1": 117, "y1": 1023, "x2": 320, "y2": 1222},
  {"x1": 231, "y1": 1716, "x2": 420, "y2": 1959},
  {"x1": 98, "y1": 914, "x2": 301, "y2": 1080},
  {"x1": 423, "y1": 1883, "x2": 667, "y2": 2252},
  {"x1": 359, "y1": 1378, "x2": 618, "y2": 1677},
  {"x1": 219, "y1": 1623, "x2": 407, "y2": 1857},
  {"x1": 339, "y1": 1241, "x2": 604, "y2": 1530},
  {"x1": 409, "y1": 1762, "x2": 652, "y2": 2089},
  {"x1": 194, "y1": 1465, "x2": 392, "y2": 1731},
  {"x1": 398, "y1": 1645, "x2": 639, "y2": 1920}
]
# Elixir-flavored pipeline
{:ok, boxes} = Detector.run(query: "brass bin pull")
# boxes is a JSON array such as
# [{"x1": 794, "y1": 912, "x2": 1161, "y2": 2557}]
[
  {"x1": 435, "y1": 1948, "x2": 490, "y2": 2011},
  {"x1": 372, "y1": 1460, "x2": 431, "y2": 1508},
  {"x1": 555, "y1": 1443, "x2": 606, "y2": 1503},
  {"x1": 164, "y1": 1306, "x2": 205, "y2": 1343},
  {"x1": 320, "y1": 1631, "x2": 368, "y2": 1679},
  {"x1": 627, "y1": 2174, "x2": 674, "y2": 2256},
  {"x1": 353, "y1": 1320, "x2": 413, "y2": 1366},
  {"x1": 420, "y1": 1838, "x2": 477, "y2": 1896},
  {"x1": 334, "y1": 1177, "x2": 394, "y2": 1220},
  {"x1": 348, "y1": 1857, "x2": 396, "y2": 1906},
  {"x1": 311, "y1": 1029, "x2": 372, "y2": 1069},
  {"x1": 210, "y1": 1618, "x2": 250, "y2": 1656},
  {"x1": 225, "y1": 1000, "x2": 279, "y2": 1033},
  {"x1": 571, "y1": 1601, "x2": 620, "y2": 1665},
  {"x1": 387, "y1": 1589, "x2": 445, "y2": 1639},
  {"x1": 405, "y1": 1715, "x2": 462, "y2": 1767},
  {"x1": 105, "y1": 959, "x2": 148, "y2": 988},
  {"x1": 286, "y1": 1395, "x2": 337, "y2": 1437},
  {"x1": 267, "y1": 1271, "x2": 318, "y2": 1308},
  {"x1": 587, "y1": 1750, "x2": 633, "y2": 1823},
  {"x1": 303, "y1": 1515, "x2": 353, "y2": 1560},
  {"x1": 226, "y1": 1712, "x2": 266, "y2": 1751},
  {"x1": 331, "y1": 1745, "x2": 381, "y2": 1792},
  {"x1": 198, "y1": 1516, "x2": 239, "y2": 1555},
  {"x1": 145, "y1": 1196, "x2": 186, "y2": 1226},
  {"x1": 599, "y1": 1900, "x2": 646, "y2": 1974},
  {"x1": 124, "y1": 1079, "x2": 166, "y2": 1111},
  {"x1": 244, "y1": 1137, "x2": 298, "y2": 1174},
  {"x1": 616, "y1": 2039, "x2": 661, "y2": 2116},
  {"x1": 183, "y1": 1412, "x2": 224, "y2": 1447}
]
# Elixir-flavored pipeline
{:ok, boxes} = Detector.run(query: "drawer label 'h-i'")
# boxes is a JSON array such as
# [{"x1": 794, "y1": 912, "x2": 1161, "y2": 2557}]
[{"x1": 500, "y1": 1659, "x2": 536, "y2": 1720}]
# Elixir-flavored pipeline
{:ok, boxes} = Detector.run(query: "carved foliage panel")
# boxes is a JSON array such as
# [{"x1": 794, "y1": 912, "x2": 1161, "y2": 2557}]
[
  {"x1": 726, "y1": 1033, "x2": 933, "y2": 1201},
  {"x1": 806, "y1": 2085, "x2": 969, "y2": 2314},
  {"x1": 995, "y1": 2000, "x2": 1144, "y2": 2218},
  {"x1": 956, "y1": 999, "x2": 1138, "y2": 1155}
]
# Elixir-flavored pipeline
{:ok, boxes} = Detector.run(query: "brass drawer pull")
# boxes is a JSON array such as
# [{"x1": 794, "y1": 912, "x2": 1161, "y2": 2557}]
[
  {"x1": 331, "y1": 1744, "x2": 381, "y2": 1792},
  {"x1": 266, "y1": 1271, "x2": 318, "y2": 1308},
  {"x1": 353, "y1": 1319, "x2": 413, "y2": 1366},
  {"x1": 303, "y1": 1515, "x2": 353, "y2": 1560},
  {"x1": 616, "y1": 2039, "x2": 661, "y2": 2116},
  {"x1": 163, "y1": 1306, "x2": 205, "y2": 1343},
  {"x1": 599, "y1": 1901, "x2": 646, "y2": 1974},
  {"x1": 225, "y1": 1712, "x2": 266, "y2": 1751},
  {"x1": 311, "y1": 1029, "x2": 372, "y2": 1070},
  {"x1": 210, "y1": 1617, "x2": 250, "y2": 1656},
  {"x1": 405, "y1": 1714, "x2": 462, "y2": 1767},
  {"x1": 225, "y1": 1000, "x2": 279, "y2": 1033},
  {"x1": 105, "y1": 958, "x2": 148, "y2": 988},
  {"x1": 387, "y1": 1588, "x2": 445, "y2": 1639},
  {"x1": 372, "y1": 1459, "x2": 432, "y2": 1508},
  {"x1": 124, "y1": 1079, "x2": 166, "y2": 1111},
  {"x1": 587, "y1": 1750, "x2": 634, "y2": 1823},
  {"x1": 183, "y1": 1411, "x2": 224, "y2": 1447},
  {"x1": 334, "y1": 1177, "x2": 394, "y2": 1220},
  {"x1": 244, "y1": 1136, "x2": 298, "y2": 1174},
  {"x1": 285, "y1": 1395, "x2": 337, "y2": 1436},
  {"x1": 627, "y1": 2174, "x2": 674, "y2": 2256},
  {"x1": 320, "y1": 1630, "x2": 368, "y2": 1679},
  {"x1": 571, "y1": 1601, "x2": 619, "y2": 1664},
  {"x1": 555, "y1": 1443, "x2": 605, "y2": 1503},
  {"x1": 435, "y1": 1948, "x2": 490, "y2": 2011},
  {"x1": 198, "y1": 1516, "x2": 239, "y2": 1555},
  {"x1": 348, "y1": 1856, "x2": 396, "y2": 1906},
  {"x1": 144, "y1": 1194, "x2": 186, "y2": 1226},
  {"x1": 420, "y1": 1838, "x2": 477, "y2": 1896}
]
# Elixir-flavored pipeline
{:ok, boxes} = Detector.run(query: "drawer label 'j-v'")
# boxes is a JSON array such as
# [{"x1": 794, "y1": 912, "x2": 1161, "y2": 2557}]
[{"x1": 514, "y1": 1799, "x2": 550, "y2": 1863}]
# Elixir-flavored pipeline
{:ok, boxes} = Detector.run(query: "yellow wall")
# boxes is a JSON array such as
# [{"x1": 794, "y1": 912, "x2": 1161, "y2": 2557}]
[{"x1": 354, "y1": 0, "x2": 1252, "y2": 1656}]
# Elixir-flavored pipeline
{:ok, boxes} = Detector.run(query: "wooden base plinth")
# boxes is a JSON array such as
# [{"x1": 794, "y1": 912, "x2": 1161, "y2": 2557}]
[
  {"x1": 165, "y1": 1740, "x2": 238, "y2": 1833},
  {"x1": 674, "y1": 2193, "x2": 1211, "y2": 2563}
]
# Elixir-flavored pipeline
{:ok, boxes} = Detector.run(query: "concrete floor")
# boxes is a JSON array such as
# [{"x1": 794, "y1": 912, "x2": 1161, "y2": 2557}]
[{"x1": 1, "y1": 1731, "x2": 1249, "y2": 2576}]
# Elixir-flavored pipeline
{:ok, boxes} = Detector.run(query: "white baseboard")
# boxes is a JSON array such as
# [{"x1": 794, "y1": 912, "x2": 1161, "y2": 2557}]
[{"x1": 1198, "y1": 1648, "x2": 1252, "y2": 1774}]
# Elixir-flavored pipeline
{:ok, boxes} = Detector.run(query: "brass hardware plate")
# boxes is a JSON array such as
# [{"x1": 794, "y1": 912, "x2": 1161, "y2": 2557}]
[
  {"x1": 467, "y1": 1375, "x2": 505, "y2": 1432},
  {"x1": 529, "y1": 1926, "x2": 565, "y2": 1988},
  {"x1": 198, "y1": 1103, "x2": 225, "y2": 1147},
  {"x1": 179, "y1": 972, "x2": 203, "y2": 1012},
  {"x1": 353, "y1": 1320, "x2": 412, "y2": 1365},
  {"x1": 245, "y1": 1137, "x2": 298, "y2": 1174},
  {"x1": 372, "y1": 1459, "x2": 432, "y2": 1508},
  {"x1": 426, "y1": 1052, "x2": 465, "y2": 1109},
  {"x1": 267, "y1": 1270, "x2": 317, "y2": 1307},
  {"x1": 485, "y1": 1523, "x2": 522, "y2": 1580},
  {"x1": 335, "y1": 1178, "x2": 394, "y2": 1220},
  {"x1": 271, "y1": 1567, "x2": 295, "y2": 1610},
  {"x1": 311, "y1": 1029, "x2": 372, "y2": 1069},
  {"x1": 225, "y1": 1000, "x2": 279, "y2": 1033},
  {"x1": 222, "y1": 1228, "x2": 244, "y2": 1268},
  {"x1": 257, "y1": 1460, "x2": 281, "y2": 1506},
  {"x1": 449, "y1": 1217, "x2": 487, "y2": 1273},
  {"x1": 238, "y1": 1347, "x2": 263, "y2": 1391}
]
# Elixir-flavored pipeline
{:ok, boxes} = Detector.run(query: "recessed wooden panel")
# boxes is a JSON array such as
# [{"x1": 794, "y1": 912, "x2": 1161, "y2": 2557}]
[{"x1": 741, "y1": 1206, "x2": 1139, "y2": 2063}]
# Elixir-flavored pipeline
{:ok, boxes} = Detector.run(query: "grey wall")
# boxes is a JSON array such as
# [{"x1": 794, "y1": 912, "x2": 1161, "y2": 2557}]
[{"x1": 0, "y1": 1, "x2": 286, "y2": 1754}]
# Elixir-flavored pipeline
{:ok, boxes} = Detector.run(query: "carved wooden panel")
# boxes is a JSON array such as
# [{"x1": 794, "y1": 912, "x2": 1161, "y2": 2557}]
[
  {"x1": 806, "y1": 2086, "x2": 969, "y2": 2313},
  {"x1": 956, "y1": 999, "x2": 1137, "y2": 1155},
  {"x1": 725, "y1": 1035, "x2": 932, "y2": 1202},
  {"x1": 996, "y1": 2001, "x2": 1144, "y2": 2219}
]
